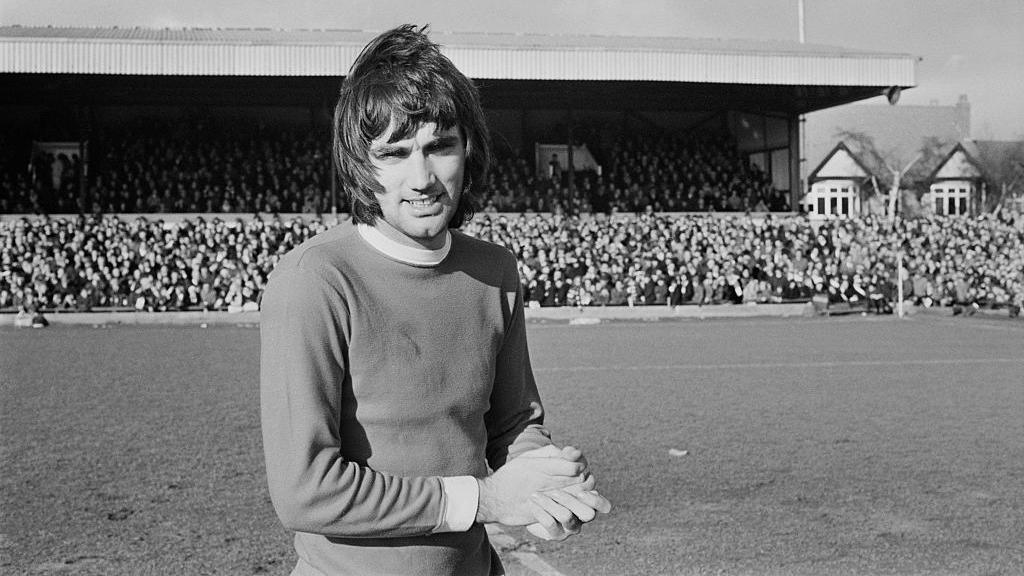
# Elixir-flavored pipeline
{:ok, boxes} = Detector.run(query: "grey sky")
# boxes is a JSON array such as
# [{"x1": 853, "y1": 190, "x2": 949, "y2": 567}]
[{"x1": 3, "y1": 0, "x2": 1022, "y2": 139}]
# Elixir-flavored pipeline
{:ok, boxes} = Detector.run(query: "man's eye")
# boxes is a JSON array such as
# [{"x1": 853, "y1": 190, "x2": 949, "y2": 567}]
[{"x1": 428, "y1": 141, "x2": 459, "y2": 154}]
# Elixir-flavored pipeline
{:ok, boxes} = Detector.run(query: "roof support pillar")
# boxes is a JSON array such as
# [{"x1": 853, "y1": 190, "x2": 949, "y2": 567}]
[
  {"x1": 566, "y1": 105, "x2": 575, "y2": 213},
  {"x1": 790, "y1": 114, "x2": 802, "y2": 210}
]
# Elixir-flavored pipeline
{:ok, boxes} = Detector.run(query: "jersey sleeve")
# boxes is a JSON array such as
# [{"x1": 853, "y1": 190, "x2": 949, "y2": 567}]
[
  {"x1": 259, "y1": 261, "x2": 448, "y2": 538},
  {"x1": 484, "y1": 253, "x2": 554, "y2": 469}
]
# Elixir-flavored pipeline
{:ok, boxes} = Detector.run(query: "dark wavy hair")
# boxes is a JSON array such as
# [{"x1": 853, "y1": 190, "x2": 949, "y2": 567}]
[{"x1": 333, "y1": 24, "x2": 491, "y2": 228}]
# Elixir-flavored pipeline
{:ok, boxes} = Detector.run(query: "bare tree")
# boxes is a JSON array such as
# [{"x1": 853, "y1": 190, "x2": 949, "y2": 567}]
[
  {"x1": 974, "y1": 141, "x2": 1024, "y2": 214},
  {"x1": 836, "y1": 130, "x2": 951, "y2": 221}
]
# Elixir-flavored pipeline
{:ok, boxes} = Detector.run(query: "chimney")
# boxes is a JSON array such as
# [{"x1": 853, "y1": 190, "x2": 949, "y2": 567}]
[{"x1": 955, "y1": 94, "x2": 971, "y2": 140}]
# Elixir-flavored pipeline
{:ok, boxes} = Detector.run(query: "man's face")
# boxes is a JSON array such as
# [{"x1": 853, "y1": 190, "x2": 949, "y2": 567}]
[{"x1": 369, "y1": 122, "x2": 465, "y2": 250}]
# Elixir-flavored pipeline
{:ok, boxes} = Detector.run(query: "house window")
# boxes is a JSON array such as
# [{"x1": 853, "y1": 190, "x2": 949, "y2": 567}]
[
  {"x1": 959, "y1": 197, "x2": 967, "y2": 214},
  {"x1": 935, "y1": 197, "x2": 944, "y2": 215},
  {"x1": 817, "y1": 197, "x2": 825, "y2": 214},
  {"x1": 830, "y1": 197, "x2": 838, "y2": 214},
  {"x1": 948, "y1": 197, "x2": 957, "y2": 214},
  {"x1": 841, "y1": 197, "x2": 849, "y2": 215}
]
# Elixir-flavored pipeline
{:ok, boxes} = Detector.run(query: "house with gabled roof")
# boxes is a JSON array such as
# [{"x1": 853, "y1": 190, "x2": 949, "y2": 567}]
[
  {"x1": 925, "y1": 142, "x2": 984, "y2": 216},
  {"x1": 801, "y1": 142, "x2": 875, "y2": 219}
]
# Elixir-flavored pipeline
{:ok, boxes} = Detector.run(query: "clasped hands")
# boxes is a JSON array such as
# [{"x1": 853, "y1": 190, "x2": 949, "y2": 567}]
[{"x1": 476, "y1": 445, "x2": 611, "y2": 541}]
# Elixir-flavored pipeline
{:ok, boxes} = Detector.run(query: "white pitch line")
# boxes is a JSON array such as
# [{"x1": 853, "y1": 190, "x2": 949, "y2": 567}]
[
  {"x1": 486, "y1": 525, "x2": 568, "y2": 576},
  {"x1": 534, "y1": 357, "x2": 1024, "y2": 373}
]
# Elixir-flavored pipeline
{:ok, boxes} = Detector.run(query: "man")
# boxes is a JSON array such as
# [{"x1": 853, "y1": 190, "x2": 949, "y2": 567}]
[
  {"x1": 260, "y1": 25, "x2": 609, "y2": 576},
  {"x1": 548, "y1": 153, "x2": 562, "y2": 182}
]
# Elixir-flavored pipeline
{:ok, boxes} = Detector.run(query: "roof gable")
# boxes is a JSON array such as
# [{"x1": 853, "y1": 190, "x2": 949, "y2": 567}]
[
  {"x1": 930, "y1": 143, "x2": 983, "y2": 180},
  {"x1": 809, "y1": 142, "x2": 872, "y2": 181}
]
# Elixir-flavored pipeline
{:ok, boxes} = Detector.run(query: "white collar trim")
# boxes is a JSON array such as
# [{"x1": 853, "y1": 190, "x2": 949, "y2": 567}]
[{"x1": 357, "y1": 223, "x2": 451, "y2": 267}]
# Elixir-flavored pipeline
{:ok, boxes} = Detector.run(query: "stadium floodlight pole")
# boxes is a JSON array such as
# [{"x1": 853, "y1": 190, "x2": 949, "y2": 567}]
[
  {"x1": 797, "y1": 0, "x2": 806, "y2": 209},
  {"x1": 798, "y1": 0, "x2": 806, "y2": 44}
]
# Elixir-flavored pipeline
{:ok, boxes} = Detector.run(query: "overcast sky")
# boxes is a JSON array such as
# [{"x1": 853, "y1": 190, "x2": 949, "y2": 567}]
[{"x1": 3, "y1": 0, "x2": 1022, "y2": 139}]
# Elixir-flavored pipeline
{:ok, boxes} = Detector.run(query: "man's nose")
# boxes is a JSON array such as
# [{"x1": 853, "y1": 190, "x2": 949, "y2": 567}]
[{"x1": 407, "y1": 152, "x2": 433, "y2": 191}]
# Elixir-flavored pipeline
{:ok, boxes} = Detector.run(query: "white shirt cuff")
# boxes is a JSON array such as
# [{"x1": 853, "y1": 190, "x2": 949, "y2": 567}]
[{"x1": 437, "y1": 476, "x2": 480, "y2": 533}]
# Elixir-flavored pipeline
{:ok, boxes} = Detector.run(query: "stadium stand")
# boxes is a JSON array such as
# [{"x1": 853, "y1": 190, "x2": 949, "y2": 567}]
[
  {"x1": 2, "y1": 121, "x2": 791, "y2": 216},
  {"x1": 2, "y1": 212, "x2": 1021, "y2": 316},
  {"x1": 1, "y1": 120, "x2": 333, "y2": 216},
  {"x1": 3, "y1": 26, "x2": 941, "y2": 318},
  {"x1": 481, "y1": 133, "x2": 790, "y2": 215}
]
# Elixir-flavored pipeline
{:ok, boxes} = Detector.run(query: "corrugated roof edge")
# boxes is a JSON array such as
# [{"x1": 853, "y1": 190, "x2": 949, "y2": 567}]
[{"x1": 0, "y1": 25, "x2": 915, "y2": 59}]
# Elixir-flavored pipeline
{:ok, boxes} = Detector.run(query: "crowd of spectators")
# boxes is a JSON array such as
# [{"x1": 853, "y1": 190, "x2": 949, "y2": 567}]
[
  {"x1": 2, "y1": 211, "x2": 1021, "y2": 317},
  {"x1": 481, "y1": 134, "x2": 791, "y2": 215},
  {"x1": 467, "y1": 212, "x2": 1023, "y2": 312},
  {"x1": 0, "y1": 215, "x2": 328, "y2": 313},
  {"x1": 2, "y1": 123, "x2": 791, "y2": 216},
  {"x1": 1, "y1": 120, "x2": 333, "y2": 216}
]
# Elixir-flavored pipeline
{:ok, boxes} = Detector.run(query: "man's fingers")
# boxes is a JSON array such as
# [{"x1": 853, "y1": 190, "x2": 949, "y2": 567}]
[
  {"x1": 561, "y1": 487, "x2": 612, "y2": 514},
  {"x1": 559, "y1": 446, "x2": 589, "y2": 469},
  {"x1": 544, "y1": 489, "x2": 598, "y2": 523},
  {"x1": 519, "y1": 444, "x2": 564, "y2": 459},
  {"x1": 527, "y1": 501, "x2": 570, "y2": 541},
  {"x1": 527, "y1": 499, "x2": 559, "y2": 534},
  {"x1": 559, "y1": 445, "x2": 582, "y2": 460},
  {"x1": 563, "y1": 473, "x2": 597, "y2": 493},
  {"x1": 517, "y1": 445, "x2": 591, "y2": 476},
  {"x1": 521, "y1": 444, "x2": 587, "y2": 468},
  {"x1": 529, "y1": 457, "x2": 587, "y2": 478},
  {"x1": 586, "y1": 490, "x2": 612, "y2": 514},
  {"x1": 530, "y1": 493, "x2": 583, "y2": 536}
]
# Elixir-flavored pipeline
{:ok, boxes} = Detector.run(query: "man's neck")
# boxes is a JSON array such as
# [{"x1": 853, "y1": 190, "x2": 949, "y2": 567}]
[{"x1": 357, "y1": 224, "x2": 451, "y2": 267}]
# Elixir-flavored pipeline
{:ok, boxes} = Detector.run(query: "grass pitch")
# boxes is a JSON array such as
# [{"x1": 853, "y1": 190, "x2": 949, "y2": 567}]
[{"x1": 2, "y1": 314, "x2": 1023, "y2": 575}]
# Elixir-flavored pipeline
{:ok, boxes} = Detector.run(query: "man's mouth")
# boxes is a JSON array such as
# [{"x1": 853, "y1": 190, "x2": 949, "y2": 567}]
[
  {"x1": 407, "y1": 198, "x2": 437, "y2": 207},
  {"x1": 405, "y1": 194, "x2": 443, "y2": 208}
]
